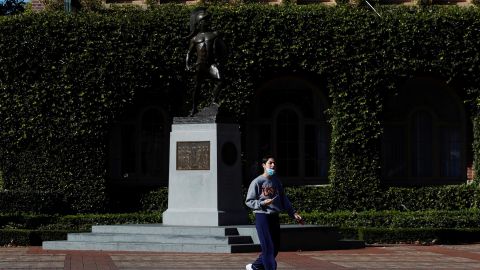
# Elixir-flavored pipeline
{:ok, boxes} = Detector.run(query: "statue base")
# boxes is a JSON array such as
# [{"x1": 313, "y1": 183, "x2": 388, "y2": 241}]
[
  {"x1": 175, "y1": 103, "x2": 234, "y2": 124},
  {"x1": 162, "y1": 114, "x2": 248, "y2": 226}
]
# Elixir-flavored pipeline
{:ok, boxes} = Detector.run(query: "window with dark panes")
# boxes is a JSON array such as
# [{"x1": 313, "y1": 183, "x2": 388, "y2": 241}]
[
  {"x1": 109, "y1": 106, "x2": 169, "y2": 185},
  {"x1": 140, "y1": 108, "x2": 165, "y2": 177},
  {"x1": 381, "y1": 77, "x2": 466, "y2": 185},
  {"x1": 276, "y1": 108, "x2": 300, "y2": 177},
  {"x1": 246, "y1": 77, "x2": 329, "y2": 185},
  {"x1": 411, "y1": 111, "x2": 433, "y2": 177}
]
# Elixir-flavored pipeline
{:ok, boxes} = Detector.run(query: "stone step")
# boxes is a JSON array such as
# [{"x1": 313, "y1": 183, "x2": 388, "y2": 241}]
[
  {"x1": 43, "y1": 240, "x2": 261, "y2": 253},
  {"x1": 67, "y1": 232, "x2": 253, "y2": 245},
  {"x1": 91, "y1": 224, "x2": 239, "y2": 236},
  {"x1": 42, "y1": 224, "x2": 364, "y2": 253}
]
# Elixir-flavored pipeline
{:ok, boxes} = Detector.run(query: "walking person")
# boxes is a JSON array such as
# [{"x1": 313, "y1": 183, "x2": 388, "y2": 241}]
[{"x1": 245, "y1": 155, "x2": 304, "y2": 270}]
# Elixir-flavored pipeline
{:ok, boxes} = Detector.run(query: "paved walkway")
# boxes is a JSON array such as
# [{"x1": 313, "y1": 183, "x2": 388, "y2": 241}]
[{"x1": 1, "y1": 244, "x2": 480, "y2": 269}]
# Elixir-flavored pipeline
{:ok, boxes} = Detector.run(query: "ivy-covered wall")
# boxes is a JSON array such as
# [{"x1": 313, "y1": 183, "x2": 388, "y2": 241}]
[{"x1": 0, "y1": 5, "x2": 479, "y2": 212}]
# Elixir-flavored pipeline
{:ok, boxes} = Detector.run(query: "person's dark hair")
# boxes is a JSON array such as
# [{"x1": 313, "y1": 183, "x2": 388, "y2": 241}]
[{"x1": 261, "y1": 155, "x2": 275, "y2": 165}]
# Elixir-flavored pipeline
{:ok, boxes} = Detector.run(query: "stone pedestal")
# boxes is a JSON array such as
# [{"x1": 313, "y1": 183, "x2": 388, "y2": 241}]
[{"x1": 162, "y1": 117, "x2": 248, "y2": 226}]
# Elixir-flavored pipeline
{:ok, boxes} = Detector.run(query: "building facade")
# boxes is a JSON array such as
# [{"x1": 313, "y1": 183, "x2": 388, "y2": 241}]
[
  {"x1": 30, "y1": 0, "x2": 476, "y2": 13},
  {"x1": 106, "y1": 74, "x2": 474, "y2": 190}
]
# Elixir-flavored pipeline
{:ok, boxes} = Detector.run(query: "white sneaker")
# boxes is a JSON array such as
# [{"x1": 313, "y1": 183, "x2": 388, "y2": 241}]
[{"x1": 245, "y1": 263, "x2": 254, "y2": 270}]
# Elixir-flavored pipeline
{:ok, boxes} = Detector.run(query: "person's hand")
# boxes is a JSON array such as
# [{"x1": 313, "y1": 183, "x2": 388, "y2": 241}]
[
  {"x1": 294, "y1": 213, "x2": 304, "y2": 225},
  {"x1": 262, "y1": 199, "x2": 274, "y2": 206}
]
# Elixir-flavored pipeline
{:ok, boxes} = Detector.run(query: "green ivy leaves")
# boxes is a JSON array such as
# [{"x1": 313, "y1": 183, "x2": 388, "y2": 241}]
[{"x1": 0, "y1": 6, "x2": 479, "y2": 212}]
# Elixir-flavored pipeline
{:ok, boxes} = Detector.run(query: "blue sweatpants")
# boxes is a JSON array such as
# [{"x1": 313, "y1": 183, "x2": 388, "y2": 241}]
[{"x1": 251, "y1": 213, "x2": 280, "y2": 270}]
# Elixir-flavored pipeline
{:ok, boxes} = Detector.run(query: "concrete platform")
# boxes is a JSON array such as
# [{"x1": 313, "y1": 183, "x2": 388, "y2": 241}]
[
  {"x1": 42, "y1": 224, "x2": 364, "y2": 253},
  {"x1": 43, "y1": 224, "x2": 260, "y2": 253}
]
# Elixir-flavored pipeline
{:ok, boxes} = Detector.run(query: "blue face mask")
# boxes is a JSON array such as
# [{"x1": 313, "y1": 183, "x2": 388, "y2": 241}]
[{"x1": 266, "y1": 168, "x2": 275, "y2": 176}]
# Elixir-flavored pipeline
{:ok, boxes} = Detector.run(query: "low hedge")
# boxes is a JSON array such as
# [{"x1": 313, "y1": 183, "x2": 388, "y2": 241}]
[
  {"x1": 52, "y1": 212, "x2": 163, "y2": 231},
  {"x1": 286, "y1": 184, "x2": 480, "y2": 212},
  {"x1": 1, "y1": 211, "x2": 480, "y2": 245},
  {"x1": 0, "y1": 213, "x2": 56, "y2": 229},
  {"x1": 141, "y1": 184, "x2": 480, "y2": 214},
  {"x1": 2, "y1": 184, "x2": 476, "y2": 214},
  {"x1": 0, "y1": 213, "x2": 163, "y2": 246},
  {"x1": 356, "y1": 227, "x2": 480, "y2": 244},
  {"x1": 0, "y1": 212, "x2": 163, "y2": 231},
  {"x1": 6, "y1": 210, "x2": 479, "y2": 231},
  {"x1": 0, "y1": 229, "x2": 69, "y2": 246},
  {"x1": 3, "y1": 227, "x2": 479, "y2": 246},
  {"x1": 380, "y1": 185, "x2": 480, "y2": 211},
  {"x1": 277, "y1": 209, "x2": 480, "y2": 228},
  {"x1": 3, "y1": 227, "x2": 480, "y2": 246}
]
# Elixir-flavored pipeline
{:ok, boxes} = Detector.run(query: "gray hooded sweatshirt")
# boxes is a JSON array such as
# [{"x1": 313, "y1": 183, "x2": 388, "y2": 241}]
[{"x1": 245, "y1": 175, "x2": 295, "y2": 218}]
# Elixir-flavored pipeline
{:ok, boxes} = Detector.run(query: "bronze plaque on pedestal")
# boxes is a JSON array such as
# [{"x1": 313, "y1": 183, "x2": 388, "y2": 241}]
[{"x1": 176, "y1": 141, "x2": 210, "y2": 170}]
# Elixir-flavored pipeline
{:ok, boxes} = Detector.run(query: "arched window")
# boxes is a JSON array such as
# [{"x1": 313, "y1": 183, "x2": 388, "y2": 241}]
[
  {"x1": 140, "y1": 108, "x2": 165, "y2": 177},
  {"x1": 246, "y1": 77, "x2": 329, "y2": 185},
  {"x1": 382, "y1": 77, "x2": 466, "y2": 185},
  {"x1": 109, "y1": 106, "x2": 169, "y2": 185},
  {"x1": 276, "y1": 107, "x2": 300, "y2": 177},
  {"x1": 440, "y1": 126, "x2": 462, "y2": 178},
  {"x1": 411, "y1": 110, "x2": 433, "y2": 177}
]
